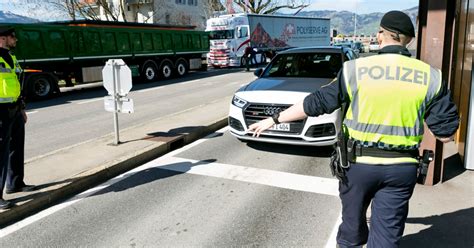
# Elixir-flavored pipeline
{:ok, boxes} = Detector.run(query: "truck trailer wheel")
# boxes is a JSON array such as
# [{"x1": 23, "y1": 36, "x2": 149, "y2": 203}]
[
  {"x1": 142, "y1": 61, "x2": 159, "y2": 82},
  {"x1": 26, "y1": 74, "x2": 58, "y2": 100},
  {"x1": 240, "y1": 57, "x2": 247, "y2": 68},
  {"x1": 160, "y1": 60, "x2": 173, "y2": 79},
  {"x1": 175, "y1": 59, "x2": 188, "y2": 77}
]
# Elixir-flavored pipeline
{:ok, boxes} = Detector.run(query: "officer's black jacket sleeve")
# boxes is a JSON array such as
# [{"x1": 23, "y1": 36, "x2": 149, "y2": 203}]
[
  {"x1": 424, "y1": 82, "x2": 459, "y2": 137},
  {"x1": 303, "y1": 70, "x2": 350, "y2": 116}
]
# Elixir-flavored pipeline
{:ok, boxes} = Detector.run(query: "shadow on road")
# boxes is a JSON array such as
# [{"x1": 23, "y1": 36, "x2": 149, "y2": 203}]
[
  {"x1": 401, "y1": 207, "x2": 474, "y2": 247},
  {"x1": 120, "y1": 126, "x2": 223, "y2": 145},
  {"x1": 245, "y1": 141, "x2": 333, "y2": 158},
  {"x1": 8, "y1": 178, "x2": 76, "y2": 205},
  {"x1": 91, "y1": 159, "x2": 217, "y2": 197}
]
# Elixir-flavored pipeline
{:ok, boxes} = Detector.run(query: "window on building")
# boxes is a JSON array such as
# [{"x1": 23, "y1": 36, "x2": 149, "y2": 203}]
[
  {"x1": 176, "y1": 0, "x2": 186, "y2": 4},
  {"x1": 188, "y1": 0, "x2": 198, "y2": 5}
]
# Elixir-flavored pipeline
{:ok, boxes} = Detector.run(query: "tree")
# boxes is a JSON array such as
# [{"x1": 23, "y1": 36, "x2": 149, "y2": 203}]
[
  {"x1": 51, "y1": 0, "x2": 126, "y2": 21},
  {"x1": 232, "y1": 0, "x2": 309, "y2": 15}
]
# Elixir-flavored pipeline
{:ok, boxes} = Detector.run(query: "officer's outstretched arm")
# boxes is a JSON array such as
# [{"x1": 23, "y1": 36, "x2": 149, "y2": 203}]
[{"x1": 248, "y1": 101, "x2": 307, "y2": 137}]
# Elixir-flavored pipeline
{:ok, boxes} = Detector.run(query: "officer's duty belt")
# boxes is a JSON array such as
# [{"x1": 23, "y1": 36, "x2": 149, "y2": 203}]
[{"x1": 354, "y1": 146, "x2": 419, "y2": 158}]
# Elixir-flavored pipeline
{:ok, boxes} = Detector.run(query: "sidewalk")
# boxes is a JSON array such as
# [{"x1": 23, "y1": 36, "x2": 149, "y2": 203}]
[{"x1": 0, "y1": 95, "x2": 473, "y2": 246}]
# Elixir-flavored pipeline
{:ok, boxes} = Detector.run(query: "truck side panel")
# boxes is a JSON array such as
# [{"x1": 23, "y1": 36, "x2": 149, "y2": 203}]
[
  {"x1": 6, "y1": 23, "x2": 209, "y2": 100},
  {"x1": 247, "y1": 14, "x2": 330, "y2": 49}
]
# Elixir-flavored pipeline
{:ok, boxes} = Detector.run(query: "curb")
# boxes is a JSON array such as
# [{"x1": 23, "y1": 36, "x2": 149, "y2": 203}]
[{"x1": 0, "y1": 117, "x2": 228, "y2": 228}]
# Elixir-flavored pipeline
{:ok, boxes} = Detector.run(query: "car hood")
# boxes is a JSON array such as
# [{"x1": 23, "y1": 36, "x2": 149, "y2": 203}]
[{"x1": 238, "y1": 77, "x2": 334, "y2": 93}]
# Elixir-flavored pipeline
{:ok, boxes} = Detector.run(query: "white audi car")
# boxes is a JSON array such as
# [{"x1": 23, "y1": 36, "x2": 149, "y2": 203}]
[{"x1": 228, "y1": 46, "x2": 357, "y2": 146}]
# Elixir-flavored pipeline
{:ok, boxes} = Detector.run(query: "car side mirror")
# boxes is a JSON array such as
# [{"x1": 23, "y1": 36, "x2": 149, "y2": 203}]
[{"x1": 254, "y1": 68, "x2": 263, "y2": 77}]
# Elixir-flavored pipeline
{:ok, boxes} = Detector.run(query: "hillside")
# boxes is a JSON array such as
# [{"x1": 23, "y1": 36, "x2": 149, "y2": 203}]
[
  {"x1": 0, "y1": 11, "x2": 38, "y2": 23},
  {"x1": 293, "y1": 6, "x2": 418, "y2": 36}
]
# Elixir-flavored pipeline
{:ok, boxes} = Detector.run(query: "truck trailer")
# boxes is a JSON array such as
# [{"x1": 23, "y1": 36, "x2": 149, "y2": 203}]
[
  {"x1": 205, "y1": 13, "x2": 330, "y2": 68},
  {"x1": 3, "y1": 21, "x2": 209, "y2": 100}
]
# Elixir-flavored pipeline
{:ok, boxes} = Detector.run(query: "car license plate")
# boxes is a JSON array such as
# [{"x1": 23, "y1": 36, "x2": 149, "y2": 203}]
[{"x1": 269, "y1": 123, "x2": 290, "y2": 131}]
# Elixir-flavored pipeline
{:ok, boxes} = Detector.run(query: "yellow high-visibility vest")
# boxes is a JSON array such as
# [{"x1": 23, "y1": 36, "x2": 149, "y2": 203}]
[
  {"x1": 0, "y1": 54, "x2": 21, "y2": 104},
  {"x1": 342, "y1": 54, "x2": 442, "y2": 164}
]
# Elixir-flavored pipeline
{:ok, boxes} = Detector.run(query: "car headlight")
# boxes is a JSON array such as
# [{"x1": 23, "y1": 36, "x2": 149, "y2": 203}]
[{"x1": 232, "y1": 95, "x2": 247, "y2": 108}]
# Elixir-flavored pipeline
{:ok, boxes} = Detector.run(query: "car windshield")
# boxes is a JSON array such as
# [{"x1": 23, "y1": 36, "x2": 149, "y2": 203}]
[
  {"x1": 262, "y1": 52, "x2": 342, "y2": 78},
  {"x1": 209, "y1": 30, "x2": 234, "y2": 40}
]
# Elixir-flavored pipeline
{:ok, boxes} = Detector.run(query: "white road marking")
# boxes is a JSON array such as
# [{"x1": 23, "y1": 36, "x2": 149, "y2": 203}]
[
  {"x1": 325, "y1": 213, "x2": 342, "y2": 248},
  {"x1": 150, "y1": 156, "x2": 340, "y2": 196},
  {"x1": 26, "y1": 111, "x2": 38, "y2": 115}
]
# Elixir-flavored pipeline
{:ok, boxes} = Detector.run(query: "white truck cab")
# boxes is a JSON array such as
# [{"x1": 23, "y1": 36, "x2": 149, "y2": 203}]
[{"x1": 205, "y1": 14, "x2": 262, "y2": 68}]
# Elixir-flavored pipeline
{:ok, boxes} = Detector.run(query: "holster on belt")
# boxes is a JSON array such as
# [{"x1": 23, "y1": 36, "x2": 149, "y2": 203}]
[
  {"x1": 417, "y1": 150, "x2": 434, "y2": 184},
  {"x1": 329, "y1": 125, "x2": 349, "y2": 184}
]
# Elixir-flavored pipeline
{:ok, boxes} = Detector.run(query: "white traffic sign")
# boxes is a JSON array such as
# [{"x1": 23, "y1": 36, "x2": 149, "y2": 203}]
[
  {"x1": 104, "y1": 96, "x2": 134, "y2": 113},
  {"x1": 102, "y1": 59, "x2": 132, "y2": 96}
]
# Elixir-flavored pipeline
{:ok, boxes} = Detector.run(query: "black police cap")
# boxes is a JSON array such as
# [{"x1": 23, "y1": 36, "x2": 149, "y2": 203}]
[
  {"x1": 380, "y1": 11, "x2": 415, "y2": 37},
  {"x1": 0, "y1": 26, "x2": 15, "y2": 37}
]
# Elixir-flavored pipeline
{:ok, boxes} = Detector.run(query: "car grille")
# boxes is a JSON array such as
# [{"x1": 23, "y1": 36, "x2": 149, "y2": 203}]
[{"x1": 243, "y1": 103, "x2": 305, "y2": 134}]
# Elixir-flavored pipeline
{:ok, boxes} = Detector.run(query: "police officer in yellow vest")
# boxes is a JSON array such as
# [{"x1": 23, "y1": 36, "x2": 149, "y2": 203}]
[
  {"x1": 248, "y1": 11, "x2": 459, "y2": 247},
  {"x1": 0, "y1": 26, "x2": 35, "y2": 210}
]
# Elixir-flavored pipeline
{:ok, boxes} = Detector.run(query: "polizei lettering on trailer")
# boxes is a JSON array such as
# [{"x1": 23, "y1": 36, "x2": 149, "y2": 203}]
[{"x1": 357, "y1": 66, "x2": 428, "y2": 85}]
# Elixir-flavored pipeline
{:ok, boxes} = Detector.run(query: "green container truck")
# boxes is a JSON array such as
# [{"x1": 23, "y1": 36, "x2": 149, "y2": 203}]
[{"x1": 2, "y1": 21, "x2": 209, "y2": 100}]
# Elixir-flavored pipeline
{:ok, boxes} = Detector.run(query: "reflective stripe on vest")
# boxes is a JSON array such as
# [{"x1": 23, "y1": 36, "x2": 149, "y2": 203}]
[
  {"x1": 342, "y1": 54, "x2": 442, "y2": 148},
  {"x1": 0, "y1": 56, "x2": 21, "y2": 103}
]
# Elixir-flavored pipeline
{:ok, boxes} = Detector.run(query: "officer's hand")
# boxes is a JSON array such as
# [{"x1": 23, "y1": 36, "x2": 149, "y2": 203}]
[{"x1": 248, "y1": 118, "x2": 275, "y2": 137}]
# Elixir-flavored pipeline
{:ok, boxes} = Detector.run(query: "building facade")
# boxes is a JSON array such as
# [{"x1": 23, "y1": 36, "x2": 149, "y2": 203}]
[{"x1": 90, "y1": 0, "x2": 218, "y2": 29}]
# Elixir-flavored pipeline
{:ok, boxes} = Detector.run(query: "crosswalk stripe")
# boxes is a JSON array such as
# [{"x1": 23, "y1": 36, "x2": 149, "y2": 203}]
[{"x1": 147, "y1": 156, "x2": 340, "y2": 196}]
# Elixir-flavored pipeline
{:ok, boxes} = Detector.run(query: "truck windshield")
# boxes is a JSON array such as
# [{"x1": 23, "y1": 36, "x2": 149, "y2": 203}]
[
  {"x1": 209, "y1": 30, "x2": 235, "y2": 40},
  {"x1": 263, "y1": 52, "x2": 343, "y2": 78}
]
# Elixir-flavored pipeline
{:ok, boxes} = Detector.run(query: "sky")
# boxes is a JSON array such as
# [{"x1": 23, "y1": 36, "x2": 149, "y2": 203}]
[
  {"x1": 302, "y1": 0, "x2": 419, "y2": 14},
  {"x1": 0, "y1": 0, "x2": 419, "y2": 21}
]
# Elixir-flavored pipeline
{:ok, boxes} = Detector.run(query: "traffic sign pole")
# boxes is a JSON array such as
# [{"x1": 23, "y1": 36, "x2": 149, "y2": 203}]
[{"x1": 112, "y1": 61, "x2": 120, "y2": 145}]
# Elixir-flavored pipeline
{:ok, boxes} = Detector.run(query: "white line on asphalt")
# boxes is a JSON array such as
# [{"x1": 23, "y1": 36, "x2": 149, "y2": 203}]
[
  {"x1": 150, "y1": 157, "x2": 340, "y2": 196},
  {"x1": 0, "y1": 127, "x2": 228, "y2": 237},
  {"x1": 26, "y1": 111, "x2": 38, "y2": 115},
  {"x1": 325, "y1": 213, "x2": 342, "y2": 248},
  {"x1": 75, "y1": 98, "x2": 103, "y2": 105}
]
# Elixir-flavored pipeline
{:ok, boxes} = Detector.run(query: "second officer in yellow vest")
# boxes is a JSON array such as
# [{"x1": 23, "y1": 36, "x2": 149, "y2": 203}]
[
  {"x1": 248, "y1": 11, "x2": 459, "y2": 247},
  {"x1": 0, "y1": 26, "x2": 35, "y2": 210}
]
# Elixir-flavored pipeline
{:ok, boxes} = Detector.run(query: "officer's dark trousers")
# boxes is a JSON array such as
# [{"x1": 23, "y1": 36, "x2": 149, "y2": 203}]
[
  {"x1": 336, "y1": 162, "x2": 418, "y2": 248},
  {"x1": 0, "y1": 105, "x2": 19, "y2": 199},
  {"x1": 6, "y1": 109, "x2": 25, "y2": 190}
]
